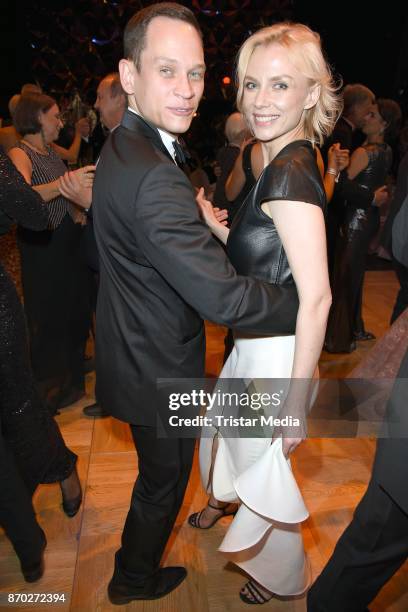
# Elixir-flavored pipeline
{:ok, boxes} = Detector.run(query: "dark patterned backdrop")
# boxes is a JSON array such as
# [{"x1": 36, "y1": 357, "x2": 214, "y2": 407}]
[
  {"x1": 27, "y1": 0, "x2": 294, "y2": 103},
  {"x1": 3, "y1": 0, "x2": 407, "y2": 160}
]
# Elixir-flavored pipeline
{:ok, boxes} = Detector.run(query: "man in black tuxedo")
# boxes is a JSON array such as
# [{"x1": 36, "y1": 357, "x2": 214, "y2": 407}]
[
  {"x1": 92, "y1": 2, "x2": 299, "y2": 605},
  {"x1": 308, "y1": 349, "x2": 408, "y2": 611}
]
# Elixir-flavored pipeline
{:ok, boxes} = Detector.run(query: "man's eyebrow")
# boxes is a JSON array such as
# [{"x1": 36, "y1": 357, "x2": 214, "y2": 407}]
[
  {"x1": 190, "y1": 64, "x2": 206, "y2": 71},
  {"x1": 153, "y1": 57, "x2": 206, "y2": 70},
  {"x1": 154, "y1": 56, "x2": 178, "y2": 64}
]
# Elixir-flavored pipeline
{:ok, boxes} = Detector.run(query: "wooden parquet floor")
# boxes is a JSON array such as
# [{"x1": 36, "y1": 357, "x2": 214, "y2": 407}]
[{"x1": 0, "y1": 270, "x2": 407, "y2": 611}]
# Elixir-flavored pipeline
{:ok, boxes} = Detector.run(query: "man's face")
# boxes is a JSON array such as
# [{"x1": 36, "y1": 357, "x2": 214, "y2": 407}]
[
  {"x1": 352, "y1": 98, "x2": 376, "y2": 130},
  {"x1": 94, "y1": 78, "x2": 119, "y2": 130},
  {"x1": 121, "y1": 17, "x2": 205, "y2": 137}
]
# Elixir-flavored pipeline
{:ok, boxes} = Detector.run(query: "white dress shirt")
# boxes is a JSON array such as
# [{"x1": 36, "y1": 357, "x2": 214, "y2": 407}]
[{"x1": 127, "y1": 107, "x2": 177, "y2": 163}]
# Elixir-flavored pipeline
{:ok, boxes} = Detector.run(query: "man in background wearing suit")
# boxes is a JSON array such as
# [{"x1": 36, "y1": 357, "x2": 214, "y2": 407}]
[
  {"x1": 93, "y1": 3, "x2": 299, "y2": 605},
  {"x1": 59, "y1": 73, "x2": 126, "y2": 418},
  {"x1": 308, "y1": 349, "x2": 408, "y2": 611}
]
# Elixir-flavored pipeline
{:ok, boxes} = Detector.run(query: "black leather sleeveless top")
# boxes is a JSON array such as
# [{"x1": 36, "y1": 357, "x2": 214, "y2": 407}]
[
  {"x1": 343, "y1": 142, "x2": 392, "y2": 234},
  {"x1": 227, "y1": 140, "x2": 326, "y2": 285},
  {"x1": 354, "y1": 142, "x2": 392, "y2": 192}
]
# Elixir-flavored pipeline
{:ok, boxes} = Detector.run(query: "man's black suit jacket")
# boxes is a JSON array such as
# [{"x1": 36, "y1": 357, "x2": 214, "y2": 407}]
[
  {"x1": 92, "y1": 110, "x2": 299, "y2": 425},
  {"x1": 373, "y1": 348, "x2": 408, "y2": 513}
]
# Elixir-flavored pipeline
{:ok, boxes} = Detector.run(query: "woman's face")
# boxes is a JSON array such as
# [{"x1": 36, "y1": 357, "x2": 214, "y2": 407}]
[
  {"x1": 241, "y1": 43, "x2": 317, "y2": 150},
  {"x1": 39, "y1": 104, "x2": 63, "y2": 143},
  {"x1": 362, "y1": 106, "x2": 386, "y2": 138}
]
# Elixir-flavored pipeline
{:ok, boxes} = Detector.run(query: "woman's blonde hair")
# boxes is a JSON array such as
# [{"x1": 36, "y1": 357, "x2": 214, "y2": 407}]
[{"x1": 236, "y1": 22, "x2": 342, "y2": 146}]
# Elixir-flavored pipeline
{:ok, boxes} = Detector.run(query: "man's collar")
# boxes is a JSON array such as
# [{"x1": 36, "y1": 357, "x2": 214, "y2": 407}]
[
  {"x1": 343, "y1": 116, "x2": 356, "y2": 131},
  {"x1": 127, "y1": 107, "x2": 176, "y2": 162}
]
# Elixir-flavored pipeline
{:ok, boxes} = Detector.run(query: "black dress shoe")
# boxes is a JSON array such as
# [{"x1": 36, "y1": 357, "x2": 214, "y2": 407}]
[
  {"x1": 324, "y1": 340, "x2": 356, "y2": 353},
  {"x1": 108, "y1": 566, "x2": 187, "y2": 605},
  {"x1": 354, "y1": 330, "x2": 376, "y2": 341},
  {"x1": 57, "y1": 387, "x2": 85, "y2": 410},
  {"x1": 83, "y1": 402, "x2": 109, "y2": 418},
  {"x1": 21, "y1": 530, "x2": 46, "y2": 582}
]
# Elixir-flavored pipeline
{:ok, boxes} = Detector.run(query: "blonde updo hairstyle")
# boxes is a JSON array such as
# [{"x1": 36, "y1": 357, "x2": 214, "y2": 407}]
[{"x1": 236, "y1": 22, "x2": 342, "y2": 146}]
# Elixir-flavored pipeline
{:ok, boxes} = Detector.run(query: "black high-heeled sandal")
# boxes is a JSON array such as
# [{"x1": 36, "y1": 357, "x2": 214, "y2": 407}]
[
  {"x1": 188, "y1": 501, "x2": 238, "y2": 529},
  {"x1": 239, "y1": 580, "x2": 273, "y2": 605}
]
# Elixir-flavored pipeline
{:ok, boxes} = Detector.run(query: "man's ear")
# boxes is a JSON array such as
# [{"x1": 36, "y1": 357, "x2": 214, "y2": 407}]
[
  {"x1": 304, "y1": 84, "x2": 321, "y2": 110},
  {"x1": 37, "y1": 110, "x2": 45, "y2": 128},
  {"x1": 119, "y1": 59, "x2": 137, "y2": 95},
  {"x1": 113, "y1": 94, "x2": 124, "y2": 111}
]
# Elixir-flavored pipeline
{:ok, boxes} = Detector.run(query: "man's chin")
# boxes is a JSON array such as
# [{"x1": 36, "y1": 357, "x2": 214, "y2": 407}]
[{"x1": 164, "y1": 116, "x2": 194, "y2": 135}]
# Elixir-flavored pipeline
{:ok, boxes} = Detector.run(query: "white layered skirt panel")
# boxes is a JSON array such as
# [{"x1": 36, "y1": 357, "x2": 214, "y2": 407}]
[{"x1": 199, "y1": 334, "x2": 311, "y2": 595}]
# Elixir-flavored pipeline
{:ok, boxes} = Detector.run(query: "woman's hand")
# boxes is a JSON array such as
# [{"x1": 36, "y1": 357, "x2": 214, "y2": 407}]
[
  {"x1": 327, "y1": 143, "x2": 349, "y2": 174},
  {"x1": 196, "y1": 188, "x2": 227, "y2": 229},
  {"x1": 59, "y1": 165, "x2": 95, "y2": 208},
  {"x1": 272, "y1": 400, "x2": 307, "y2": 458},
  {"x1": 213, "y1": 207, "x2": 228, "y2": 225},
  {"x1": 75, "y1": 165, "x2": 96, "y2": 187},
  {"x1": 196, "y1": 187, "x2": 230, "y2": 244},
  {"x1": 372, "y1": 185, "x2": 388, "y2": 208},
  {"x1": 75, "y1": 117, "x2": 90, "y2": 138},
  {"x1": 70, "y1": 204, "x2": 88, "y2": 225},
  {"x1": 272, "y1": 419, "x2": 306, "y2": 458},
  {"x1": 240, "y1": 136, "x2": 256, "y2": 153},
  {"x1": 281, "y1": 436, "x2": 304, "y2": 457}
]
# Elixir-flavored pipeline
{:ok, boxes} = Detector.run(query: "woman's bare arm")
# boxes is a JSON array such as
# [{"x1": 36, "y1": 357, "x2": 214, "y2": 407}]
[
  {"x1": 347, "y1": 147, "x2": 369, "y2": 180},
  {"x1": 263, "y1": 198, "x2": 332, "y2": 455},
  {"x1": 8, "y1": 147, "x2": 60, "y2": 201},
  {"x1": 51, "y1": 117, "x2": 90, "y2": 163}
]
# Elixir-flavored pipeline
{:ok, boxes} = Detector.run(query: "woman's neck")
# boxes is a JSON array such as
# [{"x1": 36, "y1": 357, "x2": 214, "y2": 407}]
[
  {"x1": 365, "y1": 133, "x2": 385, "y2": 145},
  {"x1": 261, "y1": 124, "x2": 306, "y2": 165},
  {"x1": 262, "y1": 134, "x2": 306, "y2": 166},
  {"x1": 21, "y1": 133, "x2": 48, "y2": 154}
]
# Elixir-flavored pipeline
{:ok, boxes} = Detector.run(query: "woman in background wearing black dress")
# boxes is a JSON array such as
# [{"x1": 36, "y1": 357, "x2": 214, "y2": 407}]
[
  {"x1": 325, "y1": 98, "x2": 402, "y2": 353},
  {"x1": 0, "y1": 150, "x2": 82, "y2": 582},
  {"x1": 8, "y1": 93, "x2": 94, "y2": 413}
]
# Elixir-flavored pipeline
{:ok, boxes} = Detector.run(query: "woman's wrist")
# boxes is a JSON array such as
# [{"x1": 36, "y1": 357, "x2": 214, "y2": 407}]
[{"x1": 208, "y1": 219, "x2": 223, "y2": 233}]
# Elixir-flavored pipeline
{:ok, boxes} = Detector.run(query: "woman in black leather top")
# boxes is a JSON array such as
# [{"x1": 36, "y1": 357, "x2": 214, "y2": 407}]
[
  {"x1": 189, "y1": 23, "x2": 341, "y2": 605},
  {"x1": 325, "y1": 99, "x2": 402, "y2": 353},
  {"x1": 224, "y1": 139, "x2": 262, "y2": 223}
]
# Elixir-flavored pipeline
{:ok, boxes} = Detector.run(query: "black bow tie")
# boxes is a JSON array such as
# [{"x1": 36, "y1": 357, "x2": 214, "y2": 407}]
[{"x1": 172, "y1": 139, "x2": 189, "y2": 166}]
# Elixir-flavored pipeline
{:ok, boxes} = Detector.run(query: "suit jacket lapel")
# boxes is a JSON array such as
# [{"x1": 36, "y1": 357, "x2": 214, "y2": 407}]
[{"x1": 121, "y1": 110, "x2": 174, "y2": 163}]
